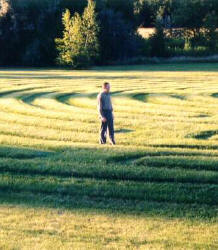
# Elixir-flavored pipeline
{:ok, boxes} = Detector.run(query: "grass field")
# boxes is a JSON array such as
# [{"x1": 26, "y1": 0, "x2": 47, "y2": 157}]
[{"x1": 0, "y1": 63, "x2": 217, "y2": 249}]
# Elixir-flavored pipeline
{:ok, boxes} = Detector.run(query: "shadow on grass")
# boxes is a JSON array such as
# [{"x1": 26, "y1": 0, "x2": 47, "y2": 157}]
[
  {"x1": 0, "y1": 145, "x2": 55, "y2": 159},
  {"x1": 1, "y1": 63, "x2": 218, "y2": 81},
  {"x1": 115, "y1": 129, "x2": 134, "y2": 134},
  {"x1": 0, "y1": 87, "x2": 47, "y2": 98},
  {"x1": 132, "y1": 93, "x2": 150, "y2": 102},
  {"x1": 211, "y1": 93, "x2": 218, "y2": 98},
  {"x1": 0, "y1": 75, "x2": 155, "y2": 80},
  {"x1": 0, "y1": 145, "x2": 217, "y2": 220},
  {"x1": 149, "y1": 144, "x2": 218, "y2": 150},
  {"x1": 1, "y1": 190, "x2": 216, "y2": 221},
  {"x1": 93, "y1": 63, "x2": 218, "y2": 72},
  {"x1": 130, "y1": 93, "x2": 186, "y2": 103},
  {"x1": 186, "y1": 130, "x2": 218, "y2": 140},
  {"x1": 21, "y1": 92, "x2": 55, "y2": 107}
]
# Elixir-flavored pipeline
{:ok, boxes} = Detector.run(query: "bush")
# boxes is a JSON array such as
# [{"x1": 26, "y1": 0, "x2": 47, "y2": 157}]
[
  {"x1": 68, "y1": 51, "x2": 92, "y2": 69},
  {"x1": 168, "y1": 46, "x2": 217, "y2": 57},
  {"x1": 189, "y1": 34, "x2": 208, "y2": 48},
  {"x1": 166, "y1": 38, "x2": 185, "y2": 50}
]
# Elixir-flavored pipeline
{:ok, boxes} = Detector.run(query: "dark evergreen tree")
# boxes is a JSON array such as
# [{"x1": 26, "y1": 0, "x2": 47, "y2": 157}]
[
  {"x1": 203, "y1": 11, "x2": 218, "y2": 51},
  {"x1": 98, "y1": 8, "x2": 138, "y2": 62},
  {"x1": 149, "y1": 19, "x2": 167, "y2": 57},
  {"x1": 0, "y1": 0, "x2": 19, "y2": 65}
]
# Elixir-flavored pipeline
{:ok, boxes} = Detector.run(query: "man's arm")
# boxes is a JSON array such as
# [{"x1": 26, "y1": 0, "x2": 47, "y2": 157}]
[
  {"x1": 110, "y1": 95, "x2": 114, "y2": 119},
  {"x1": 97, "y1": 94, "x2": 104, "y2": 119}
]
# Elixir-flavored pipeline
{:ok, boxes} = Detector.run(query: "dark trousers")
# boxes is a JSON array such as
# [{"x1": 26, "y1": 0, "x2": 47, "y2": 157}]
[{"x1": 100, "y1": 110, "x2": 114, "y2": 144}]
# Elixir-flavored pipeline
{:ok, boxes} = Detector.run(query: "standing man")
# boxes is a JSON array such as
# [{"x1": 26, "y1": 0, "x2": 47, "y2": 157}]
[{"x1": 97, "y1": 82, "x2": 116, "y2": 145}]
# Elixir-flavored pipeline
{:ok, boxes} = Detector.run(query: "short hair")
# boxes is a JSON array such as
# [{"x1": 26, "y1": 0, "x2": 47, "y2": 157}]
[{"x1": 103, "y1": 82, "x2": 110, "y2": 88}]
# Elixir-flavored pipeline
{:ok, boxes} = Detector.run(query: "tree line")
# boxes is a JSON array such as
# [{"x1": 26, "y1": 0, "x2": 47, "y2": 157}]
[{"x1": 0, "y1": 0, "x2": 217, "y2": 68}]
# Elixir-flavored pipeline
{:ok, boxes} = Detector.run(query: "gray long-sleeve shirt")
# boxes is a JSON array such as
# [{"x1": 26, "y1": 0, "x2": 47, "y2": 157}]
[{"x1": 97, "y1": 91, "x2": 113, "y2": 118}]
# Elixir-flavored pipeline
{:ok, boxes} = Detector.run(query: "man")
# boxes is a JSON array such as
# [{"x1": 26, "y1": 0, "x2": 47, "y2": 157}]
[{"x1": 97, "y1": 82, "x2": 116, "y2": 145}]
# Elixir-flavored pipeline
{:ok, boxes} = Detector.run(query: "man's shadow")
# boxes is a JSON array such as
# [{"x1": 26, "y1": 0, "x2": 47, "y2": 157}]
[{"x1": 115, "y1": 129, "x2": 134, "y2": 134}]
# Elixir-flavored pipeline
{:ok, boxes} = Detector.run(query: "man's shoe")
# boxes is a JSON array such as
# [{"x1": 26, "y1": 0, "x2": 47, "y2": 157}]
[
  {"x1": 99, "y1": 140, "x2": 106, "y2": 145},
  {"x1": 110, "y1": 140, "x2": 116, "y2": 145}
]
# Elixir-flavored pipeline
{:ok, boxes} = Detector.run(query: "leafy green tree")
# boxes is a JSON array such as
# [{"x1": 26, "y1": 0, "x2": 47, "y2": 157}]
[
  {"x1": 82, "y1": 0, "x2": 100, "y2": 62},
  {"x1": 56, "y1": 0, "x2": 99, "y2": 68},
  {"x1": 56, "y1": 9, "x2": 77, "y2": 65}
]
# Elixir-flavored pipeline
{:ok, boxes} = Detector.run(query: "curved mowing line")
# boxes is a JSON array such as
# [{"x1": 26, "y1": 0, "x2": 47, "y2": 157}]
[
  {"x1": 0, "y1": 87, "x2": 47, "y2": 98},
  {"x1": 0, "y1": 145, "x2": 55, "y2": 159},
  {"x1": 0, "y1": 107, "x2": 214, "y2": 137},
  {"x1": 0, "y1": 105, "x2": 97, "y2": 124},
  {"x1": 0, "y1": 103, "x2": 216, "y2": 129},
  {"x1": 170, "y1": 94, "x2": 186, "y2": 100},
  {"x1": 56, "y1": 92, "x2": 99, "y2": 101},
  {"x1": 107, "y1": 153, "x2": 218, "y2": 172},
  {"x1": 149, "y1": 144, "x2": 218, "y2": 150},
  {"x1": 55, "y1": 92, "x2": 79, "y2": 105},
  {"x1": 134, "y1": 158, "x2": 218, "y2": 172},
  {"x1": 132, "y1": 93, "x2": 150, "y2": 102},
  {"x1": 186, "y1": 130, "x2": 218, "y2": 140},
  {"x1": 55, "y1": 92, "x2": 99, "y2": 110},
  {"x1": 131, "y1": 93, "x2": 187, "y2": 103},
  {"x1": 127, "y1": 94, "x2": 212, "y2": 116},
  {"x1": 211, "y1": 93, "x2": 218, "y2": 98},
  {"x1": 0, "y1": 117, "x2": 98, "y2": 134},
  {"x1": 0, "y1": 175, "x2": 216, "y2": 205},
  {"x1": 0, "y1": 98, "x2": 216, "y2": 128},
  {"x1": 193, "y1": 114, "x2": 210, "y2": 118},
  {"x1": 34, "y1": 92, "x2": 97, "y2": 114},
  {"x1": 114, "y1": 98, "x2": 209, "y2": 116},
  {"x1": 1, "y1": 166, "x2": 217, "y2": 185},
  {"x1": 0, "y1": 130, "x2": 96, "y2": 144},
  {"x1": 0, "y1": 151, "x2": 54, "y2": 160},
  {"x1": 55, "y1": 92, "x2": 99, "y2": 111},
  {"x1": 0, "y1": 113, "x2": 215, "y2": 137},
  {"x1": 21, "y1": 90, "x2": 214, "y2": 119},
  {"x1": 55, "y1": 90, "x2": 147, "y2": 108},
  {"x1": 20, "y1": 91, "x2": 56, "y2": 107},
  {"x1": 106, "y1": 151, "x2": 218, "y2": 163}
]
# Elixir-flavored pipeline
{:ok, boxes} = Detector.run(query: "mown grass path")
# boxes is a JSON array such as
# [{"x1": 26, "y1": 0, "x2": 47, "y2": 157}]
[{"x1": 0, "y1": 63, "x2": 217, "y2": 249}]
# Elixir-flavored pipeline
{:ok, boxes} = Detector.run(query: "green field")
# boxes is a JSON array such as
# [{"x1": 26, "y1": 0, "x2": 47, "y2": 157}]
[{"x1": 0, "y1": 63, "x2": 217, "y2": 249}]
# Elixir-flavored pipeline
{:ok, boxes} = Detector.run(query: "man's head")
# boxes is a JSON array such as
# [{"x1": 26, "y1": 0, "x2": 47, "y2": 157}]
[{"x1": 102, "y1": 82, "x2": 110, "y2": 93}]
